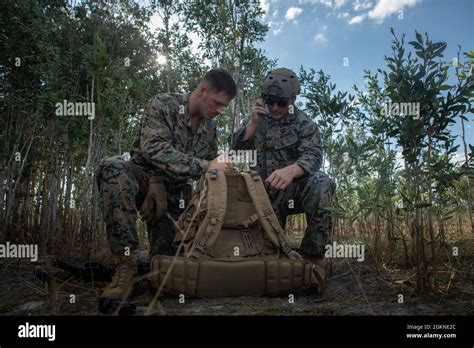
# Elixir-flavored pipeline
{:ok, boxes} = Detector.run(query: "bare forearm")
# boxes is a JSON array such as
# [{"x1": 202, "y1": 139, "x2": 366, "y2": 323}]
[
  {"x1": 242, "y1": 120, "x2": 258, "y2": 141},
  {"x1": 288, "y1": 164, "x2": 305, "y2": 178}
]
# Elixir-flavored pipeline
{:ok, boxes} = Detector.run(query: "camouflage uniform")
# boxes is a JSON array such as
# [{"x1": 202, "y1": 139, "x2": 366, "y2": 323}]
[
  {"x1": 230, "y1": 107, "x2": 336, "y2": 257},
  {"x1": 96, "y1": 93, "x2": 218, "y2": 256}
]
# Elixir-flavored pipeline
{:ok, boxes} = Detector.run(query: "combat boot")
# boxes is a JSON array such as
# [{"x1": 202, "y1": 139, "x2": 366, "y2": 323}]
[
  {"x1": 99, "y1": 252, "x2": 137, "y2": 301},
  {"x1": 305, "y1": 255, "x2": 327, "y2": 300}
]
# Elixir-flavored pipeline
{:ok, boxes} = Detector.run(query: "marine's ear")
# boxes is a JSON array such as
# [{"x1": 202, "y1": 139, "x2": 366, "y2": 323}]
[{"x1": 196, "y1": 81, "x2": 209, "y2": 97}]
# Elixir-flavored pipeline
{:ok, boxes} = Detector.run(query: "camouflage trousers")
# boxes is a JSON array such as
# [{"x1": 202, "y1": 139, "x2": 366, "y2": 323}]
[
  {"x1": 95, "y1": 155, "x2": 192, "y2": 257},
  {"x1": 267, "y1": 171, "x2": 336, "y2": 258}
]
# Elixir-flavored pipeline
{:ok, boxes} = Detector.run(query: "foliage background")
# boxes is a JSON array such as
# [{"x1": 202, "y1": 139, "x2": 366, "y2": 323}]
[{"x1": 1, "y1": 0, "x2": 472, "y2": 294}]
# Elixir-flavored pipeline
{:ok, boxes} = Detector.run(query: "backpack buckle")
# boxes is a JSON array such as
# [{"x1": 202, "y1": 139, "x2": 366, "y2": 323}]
[
  {"x1": 250, "y1": 171, "x2": 259, "y2": 181},
  {"x1": 242, "y1": 214, "x2": 259, "y2": 228},
  {"x1": 209, "y1": 169, "x2": 218, "y2": 179},
  {"x1": 209, "y1": 211, "x2": 219, "y2": 225}
]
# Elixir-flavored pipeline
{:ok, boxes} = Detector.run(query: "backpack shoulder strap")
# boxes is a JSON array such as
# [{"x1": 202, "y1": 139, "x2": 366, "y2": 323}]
[
  {"x1": 187, "y1": 169, "x2": 227, "y2": 259},
  {"x1": 241, "y1": 171, "x2": 297, "y2": 258}
]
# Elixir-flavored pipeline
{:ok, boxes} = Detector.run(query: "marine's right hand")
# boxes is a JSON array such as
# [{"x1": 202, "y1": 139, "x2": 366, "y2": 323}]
[
  {"x1": 209, "y1": 154, "x2": 233, "y2": 171},
  {"x1": 250, "y1": 99, "x2": 267, "y2": 125}
]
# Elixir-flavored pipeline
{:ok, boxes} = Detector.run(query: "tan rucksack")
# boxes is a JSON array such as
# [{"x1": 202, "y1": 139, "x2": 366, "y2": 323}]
[{"x1": 149, "y1": 169, "x2": 313, "y2": 297}]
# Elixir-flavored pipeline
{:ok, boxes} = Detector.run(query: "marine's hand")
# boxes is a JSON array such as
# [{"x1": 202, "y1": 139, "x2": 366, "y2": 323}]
[
  {"x1": 250, "y1": 99, "x2": 267, "y2": 125},
  {"x1": 140, "y1": 176, "x2": 167, "y2": 225},
  {"x1": 264, "y1": 166, "x2": 296, "y2": 190},
  {"x1": 209, "y1": 154, "x2": 233, "y2": 171}
]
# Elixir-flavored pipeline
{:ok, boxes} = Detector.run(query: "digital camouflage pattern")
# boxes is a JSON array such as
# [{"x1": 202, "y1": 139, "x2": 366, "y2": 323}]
[
  {"x1": 130, "y1": 93, "x2": 218, "y2": 183},
  {"x1": 268, "y1": 172, "x2": 336, "y2": 257},
  {"x1": 230, "y1": 107, "x2": 336, "y2": 257},
  {"x1": 231, "y1": 107, "x2": 322, "y2": 179},
  {"x1": 96, "y1": 93, "x2": 216, "y2": 256}
]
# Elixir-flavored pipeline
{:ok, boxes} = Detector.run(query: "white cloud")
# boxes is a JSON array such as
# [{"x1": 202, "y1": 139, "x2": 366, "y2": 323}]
[
  {"x1": 314, "y1": 33, "x2": 328, "y2": 43},
  {"x1": 270, "y1": 21, "x2": 285, "y2": 35},
  {"x1": 334, "y1": 0, "x2": 347, "y2": 8},
  {"x1": 300, "y1": 0, "x2": 346, "y2": 8},
  {"x1": 368, "y1": 0, "x2": 419, "y2": 23},
  {"x1": 299, "y1": 0, "x2": 419, "y2": 25},
  {"x1": 348, "y1": 14, "x2": 366, "y2": 24},
  {"x1": 300, "y1": 0, "x2": 331, "y2": 6},
  {"x1": 314, "y1": 25, "x2": 328, "y2": 43},
  {"x1": 260, "y1": 0, "x2": 270, "y2": 18},
  {"x1": 337, "y1": 12, "x2": 350, "y2": 18},
  {"x1": 285, "y1": 6, "x2": 303, "y2": 20},
  {"x1": 317, "y1": 0, "x2": 333, "y2": 7},
  {"x1": 353, "y1": 0, "x2": 373, "y2": 11},
  {"x1": 319, "y1": 0, "x2": 333, "y2": 6}
]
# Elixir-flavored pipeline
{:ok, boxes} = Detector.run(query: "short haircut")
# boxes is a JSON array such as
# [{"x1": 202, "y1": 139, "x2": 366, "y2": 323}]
[{"x1": 201, "y1": 68, "x2": 237, "y2": 99}]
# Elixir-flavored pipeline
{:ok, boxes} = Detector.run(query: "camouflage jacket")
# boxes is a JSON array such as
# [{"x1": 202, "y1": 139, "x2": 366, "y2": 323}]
[
  {"x1": 230, "y1": 107, "x2": 322, "y2": 180},
  {"x1": 130, "y1": 93, "x2": 218, "y2": 183}
]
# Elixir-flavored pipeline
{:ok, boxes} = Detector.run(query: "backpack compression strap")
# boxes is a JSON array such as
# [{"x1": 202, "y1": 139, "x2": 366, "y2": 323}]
[
  {"x1": 241, "y1": 171, "x2": 300, "y2": 259},
  {"x1": 187, "y1": 169, "x2": 227, "y2": 259}
]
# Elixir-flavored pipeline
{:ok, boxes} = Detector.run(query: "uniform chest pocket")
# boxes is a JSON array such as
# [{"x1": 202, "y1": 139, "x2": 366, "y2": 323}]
[
  {"x1": 274, "y1": 131, "x2": 299, "y2": 150},
  {"x1": 192, "y1": 140, "x2": 209, "y2": 156}
]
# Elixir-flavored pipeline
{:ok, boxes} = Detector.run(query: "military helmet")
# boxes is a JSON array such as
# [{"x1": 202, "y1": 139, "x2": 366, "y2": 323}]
[{"x1": 261, "y1": 68, "x2": 300, "y2": 98}]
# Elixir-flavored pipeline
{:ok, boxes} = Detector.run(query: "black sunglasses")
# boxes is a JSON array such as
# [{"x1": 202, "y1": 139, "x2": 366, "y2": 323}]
[{"x1": 263, "y1": 96, "x2": 289, "y2": 108}]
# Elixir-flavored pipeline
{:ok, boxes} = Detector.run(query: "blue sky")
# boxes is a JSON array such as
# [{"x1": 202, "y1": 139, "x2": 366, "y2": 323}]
[{"x1": 256, "y1": 0, "x2": 474, "y2": 153}]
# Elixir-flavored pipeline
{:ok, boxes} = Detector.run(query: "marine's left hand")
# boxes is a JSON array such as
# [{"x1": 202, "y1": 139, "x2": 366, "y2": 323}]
[{"x1": 264, "y1": 166, "x2": 296, "y2": 190}]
